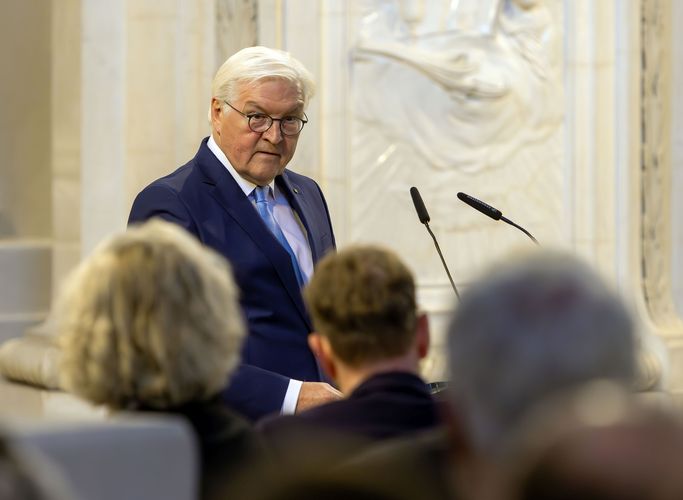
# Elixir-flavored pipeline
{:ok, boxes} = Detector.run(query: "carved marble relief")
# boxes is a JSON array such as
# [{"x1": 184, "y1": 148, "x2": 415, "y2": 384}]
[
  {"x1": 216, "y1": 0, "x2": 258, "y2": 65},
  {"x1": 348, "y1": 0, "x2": 564, "y2": 284},
  {"x1": 640, "y1": 0, "x2": 683, "y2": 334}
]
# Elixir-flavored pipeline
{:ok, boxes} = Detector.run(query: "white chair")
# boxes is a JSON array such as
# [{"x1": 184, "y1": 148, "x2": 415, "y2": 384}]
[{"x1": 12, "y1": 415, "x2": 199, "y2": 500}]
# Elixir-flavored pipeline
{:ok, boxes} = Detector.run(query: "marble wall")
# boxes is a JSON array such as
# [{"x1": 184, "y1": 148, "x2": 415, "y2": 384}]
[
  {"x1": 0, "y1": 1, "x2": 53, "y2": 341},
  {"x1": 640, "y1": 0, "x2": 683, "y2": 397},
  {"x1": 0, "y1": 1, "x2": 52, "y2": 238},
  {"x1": 3, "y1": 0, "x2": 683, "y2": 393},
  {"x1": 672, "y1": 0, "x2": 683, "y2": 322},
  {"x1": 51, "y1": 0, "x2": 81, "y2": 306},
  {"x1": 347, "y1": 0, "x2": 564, "y2": 281},
  {"x1": 80, "y1": 0, "x2": 217, "y2": 256}
]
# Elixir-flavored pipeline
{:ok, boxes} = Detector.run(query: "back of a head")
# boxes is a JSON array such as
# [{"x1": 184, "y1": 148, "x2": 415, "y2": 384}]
[
  {"x1": 57, "y1": 219, "x2": 246, "y2": 410},
  {"x1": 447, "y1": 250, "x2": 636, "y2": 454},
  {"x1": 304, "y1": 245, "x2": 418, "y2": 367},
  {"x1": 209, "y1": 45, "x2": 316, "y2": 120}
]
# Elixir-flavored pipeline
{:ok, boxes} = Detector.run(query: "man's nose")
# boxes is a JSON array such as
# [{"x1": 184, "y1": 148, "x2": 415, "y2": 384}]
[{"x1": 262, "y1": 121, "x2": 283, "y2": 143}]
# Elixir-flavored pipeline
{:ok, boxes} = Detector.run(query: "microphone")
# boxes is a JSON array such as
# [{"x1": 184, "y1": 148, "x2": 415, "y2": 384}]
[
  {"x1": 457, "y1": 192, "x2": 539, "y2": 245},
  {"x1": 410, "y1": 187, "x2": 460, "y2": 300},
  {"x1": 410, "y1": 187, "x2": 430, "y2": 224}
]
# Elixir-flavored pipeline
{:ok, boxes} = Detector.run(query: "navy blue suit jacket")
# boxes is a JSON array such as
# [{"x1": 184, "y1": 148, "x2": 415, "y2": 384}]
[
  {"x1": 258, "y1": 372, "x2": 441, "y2": 465},
  {"x1": 128, "y1": 137, "x2": 336, "y2": 420}
]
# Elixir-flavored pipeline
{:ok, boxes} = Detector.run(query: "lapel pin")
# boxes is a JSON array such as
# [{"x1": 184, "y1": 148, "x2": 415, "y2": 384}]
[{"x1": 293, "y1": 187, "x2": 300, "y2": 194}]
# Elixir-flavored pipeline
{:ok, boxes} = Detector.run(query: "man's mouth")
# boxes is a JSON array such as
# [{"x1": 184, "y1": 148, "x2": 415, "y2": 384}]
[{"x1": 256, "y1": 151, "x2": 280, "y2": 157}]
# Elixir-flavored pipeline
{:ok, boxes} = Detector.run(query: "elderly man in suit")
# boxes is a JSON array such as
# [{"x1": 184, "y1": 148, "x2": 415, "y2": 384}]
[
  {"x1": 129, "y1": 46, "x2": 340, "y2": 421},
  {"x1": 258, "y1": 245, "x2": 440, "y2": 465}
]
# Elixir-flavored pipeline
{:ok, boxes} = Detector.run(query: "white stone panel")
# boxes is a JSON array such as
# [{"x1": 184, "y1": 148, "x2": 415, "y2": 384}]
[
  {"x1": 0, "y1": 1, "x2": 52, "y2": 238},
  {"x1": 672, "y1": 0, "x2": 683, "y2": 320},
  {"x1": 81, "y1": 0, "x2": 127, "y2": 256},
  {"x1": 347, "y1": 0, "x2": 565, "y2": 287}
]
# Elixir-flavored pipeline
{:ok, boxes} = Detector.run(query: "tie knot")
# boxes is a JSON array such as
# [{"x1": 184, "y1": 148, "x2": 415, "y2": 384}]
[{"x1": 254, "y1": 186, "x2": 270, "y2": 204}]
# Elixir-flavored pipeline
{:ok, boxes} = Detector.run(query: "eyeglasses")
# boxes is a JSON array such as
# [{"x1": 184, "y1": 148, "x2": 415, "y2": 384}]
[{"x1": 224, "y1": 101, "x2": 308, "y2": 136}]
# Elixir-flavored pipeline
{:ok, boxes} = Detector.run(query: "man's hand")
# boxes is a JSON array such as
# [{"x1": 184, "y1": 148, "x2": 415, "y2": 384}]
[{"x1": 295, "y1": 382, "x2": 342, "y2": 413}]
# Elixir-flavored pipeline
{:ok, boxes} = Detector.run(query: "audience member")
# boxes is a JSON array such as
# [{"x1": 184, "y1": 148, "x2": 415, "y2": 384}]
[
  {"x1": 502, "y1": 381, "x2": 683, "y2": 500},
  {"x1": 341, "y1": 250, "x2": 638, "y2": 500},
  {"x1": 258, "y1": 245, "x2": 439, "y2": 464},
  {"x1": 241, "y1": 463, "x2": 421, "y2": 500},
  {"x1": 56, "y1": 219, "x2": 262, "y2": 500}
]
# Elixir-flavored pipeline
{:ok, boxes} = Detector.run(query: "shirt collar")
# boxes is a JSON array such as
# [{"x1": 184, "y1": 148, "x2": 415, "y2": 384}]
[{"x1": 207, "y1": 134, "x2": 275, "y2": 197}]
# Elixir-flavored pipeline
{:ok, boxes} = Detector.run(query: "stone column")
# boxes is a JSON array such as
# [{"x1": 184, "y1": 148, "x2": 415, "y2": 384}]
[
  {"x1": 639, "y1": 0, "x2": 683, "y2": 398},
  {"x1": 52, "y1": 0, "x2": 82, "y2": 299}
]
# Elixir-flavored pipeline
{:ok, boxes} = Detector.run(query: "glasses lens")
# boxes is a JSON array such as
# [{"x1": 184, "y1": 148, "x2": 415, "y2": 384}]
[
  {"x1": 248, "y1": 114, "x2": 271, "y2": 133},
  {"x1": 281, "y1": 117, "x2": 304, "y2": 136}
]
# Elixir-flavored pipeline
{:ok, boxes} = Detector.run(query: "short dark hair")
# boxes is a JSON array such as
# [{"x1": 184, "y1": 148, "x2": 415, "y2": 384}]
[{"x1": 304, "y1": 245, "x2": 418, "y2": 367}]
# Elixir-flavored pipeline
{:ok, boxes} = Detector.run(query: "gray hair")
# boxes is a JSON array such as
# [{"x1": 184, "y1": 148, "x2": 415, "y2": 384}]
[
  {"x1": 208, "y1": 46, "x2": 316, "y2": 122},
  {"x1": 57, "y1": 219, "x2": 246, "y2": 410},
  {"x1": 447, "y1": 251, "x2": 636, "y2": 454}
]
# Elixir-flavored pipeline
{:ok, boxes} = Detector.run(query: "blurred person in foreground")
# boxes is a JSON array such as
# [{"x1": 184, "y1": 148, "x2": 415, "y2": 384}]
[
  {"x1": 240, "y1": 463, "x2": 423, "y2": 500},
  {"x1": 501, "y1": 381, "x2": 683, "y2": 500},
  {"x1": 258, "y1": 245, "x2": 440, "y2": 464},
  {"x1": 56, "y1": 219, "x2": 263, "y2": 500},
  {"x1": 341, "y1": 250, "x2": 637, "y2": 500},
  {"x1": 129, "y1": 46, "x2": 339, "y2": 421}
]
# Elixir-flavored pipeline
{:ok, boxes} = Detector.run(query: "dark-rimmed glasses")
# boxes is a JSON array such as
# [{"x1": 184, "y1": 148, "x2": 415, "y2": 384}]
[{"x1": 224, "y1": 101, "x2": 308, "y2": 136}]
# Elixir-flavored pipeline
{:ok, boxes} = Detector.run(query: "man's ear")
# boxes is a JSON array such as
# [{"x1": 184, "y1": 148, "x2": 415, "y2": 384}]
[
  {"x1": 308, "y1": 333, "x2": 337, "y2": 381},
  {"x1": 210, "y1": 98, "x2": 223, "y2": 132},
  {"x1": 415, "y1": 313, "x2": 430, "y2": 360}
]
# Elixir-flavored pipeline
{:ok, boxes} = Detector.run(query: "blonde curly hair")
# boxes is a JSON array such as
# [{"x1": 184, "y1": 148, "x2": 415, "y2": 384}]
[{"x1": 57, "y1": 219, "x2": 245, "y2": 410}]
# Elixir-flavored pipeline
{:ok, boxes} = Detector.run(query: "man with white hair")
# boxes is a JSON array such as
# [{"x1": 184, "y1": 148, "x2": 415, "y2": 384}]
[{"x1": 129, "y1": 46, "x2": 340, "y2": 420}]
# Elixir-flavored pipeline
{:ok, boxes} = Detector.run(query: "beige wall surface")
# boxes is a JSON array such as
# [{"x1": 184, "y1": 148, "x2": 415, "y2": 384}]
[{"x1": 0, "y1": 1, "x2": 52, "y2": 239}]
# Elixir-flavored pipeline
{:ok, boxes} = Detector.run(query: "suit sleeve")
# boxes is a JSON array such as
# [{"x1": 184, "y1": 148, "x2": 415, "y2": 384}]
[
  {"x1": 221, "y1": 365, "x2": 291, "y2": 421},
  {"x1": 128, "y1": 183, "x2": 294, "y2": 421},
  {"x1": 128, "y1": 184, "x2": 198, "y2": 233}
]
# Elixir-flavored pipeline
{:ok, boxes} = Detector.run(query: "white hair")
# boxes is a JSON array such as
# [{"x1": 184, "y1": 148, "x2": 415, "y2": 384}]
[
  {"x1": 447, "y1": 250, "x2": 636, "y2": 455},
  {"x1": 57, "y1": 219, "x2": 246, "y2": 410},
  {"x1": 208, "y1": 45, "x2": 316, "y2": 122}
]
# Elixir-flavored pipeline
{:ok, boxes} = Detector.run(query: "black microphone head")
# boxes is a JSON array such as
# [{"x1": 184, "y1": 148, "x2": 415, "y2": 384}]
[
  {"x1": 410, "y1": 187, "x2": 430, "y2": 224},
  {"x1": 457, "y1": 192, "x2": 502, "y2": 221}
]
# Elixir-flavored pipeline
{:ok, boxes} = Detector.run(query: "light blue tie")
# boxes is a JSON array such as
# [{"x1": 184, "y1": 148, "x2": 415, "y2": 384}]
[{"x1": 253, "y1": 186, "x2": 306, "y2": 288}]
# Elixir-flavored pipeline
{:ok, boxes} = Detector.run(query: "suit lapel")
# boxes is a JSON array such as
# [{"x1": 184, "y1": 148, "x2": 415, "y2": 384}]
[
  {"x1": 277, "y1": 173, "x2": 323, "y2": 262},
  {"x1": 195, "y1": 143, "x2": 312, "y2": 330}
]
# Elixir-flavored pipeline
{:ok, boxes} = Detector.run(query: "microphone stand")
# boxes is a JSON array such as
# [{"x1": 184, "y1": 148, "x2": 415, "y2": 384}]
[
  {"x1": 501, "y1": 216, "x2": 539, "y2": 246},
  {"x1": 424, "y1": 222, "x2": 460, "y2": 300},
  {"x1": 410, "y1": 187, "x2": 461, "y2": 301}
]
